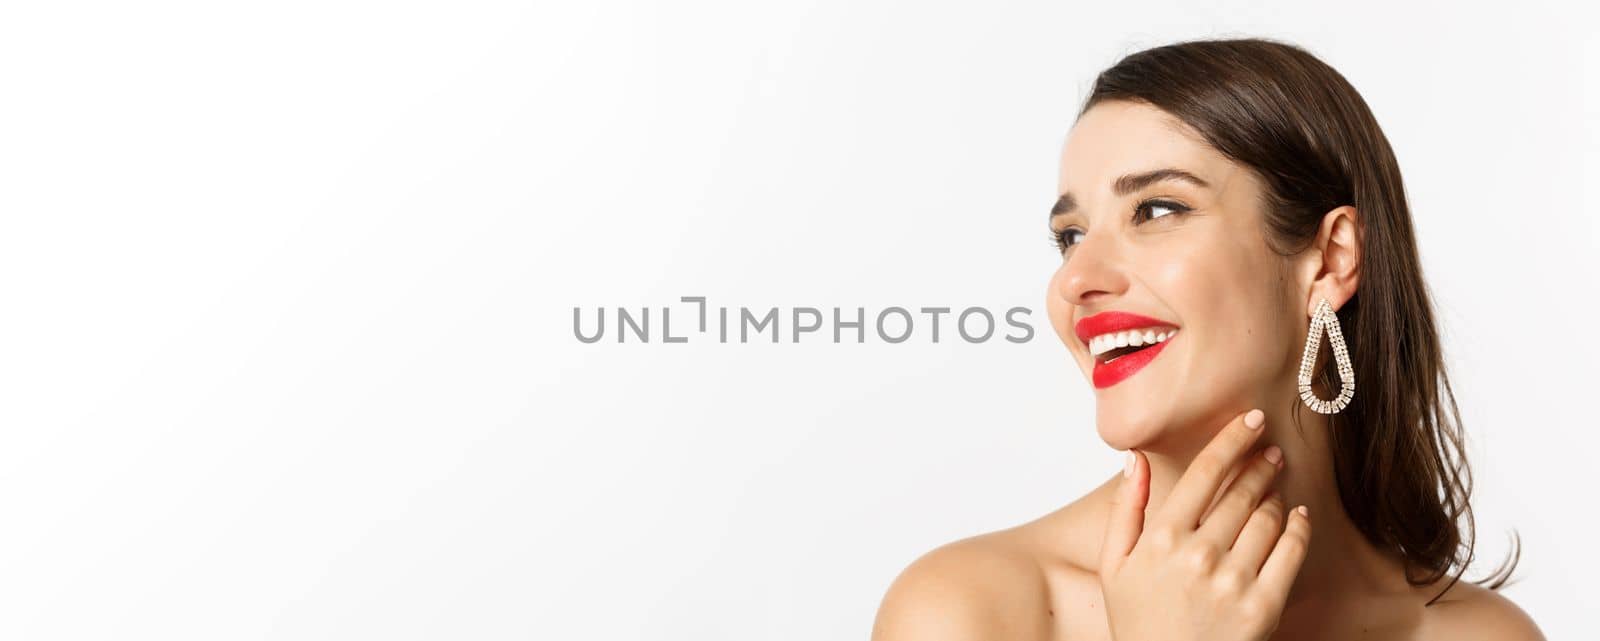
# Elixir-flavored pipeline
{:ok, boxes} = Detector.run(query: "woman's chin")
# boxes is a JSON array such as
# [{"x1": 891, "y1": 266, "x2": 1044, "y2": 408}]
[{"x1": 1095, "y1": 405, "x2": 1170, "y2": 451}]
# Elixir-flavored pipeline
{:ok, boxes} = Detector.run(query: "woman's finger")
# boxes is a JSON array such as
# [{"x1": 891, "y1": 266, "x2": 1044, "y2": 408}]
[
  {"x1": 1223, "y1": 490, "x2": 1286, "y2": 576},
  {"x1": 1256, "y1": 504, "x2": 1312, "y2": 597},
  {"x1": 1160, "y1": 409, "x2": 1267, "y2": 530},
  {"x1": 1194, "y1": 445, "x2": 1282, "y2": 549},
  {"x1": 1196, "y1": 456, "x2": 1249, "y2": 524},
  {"x1": 1098, "y1": 449, "x2": 1149, "y2": 578}
]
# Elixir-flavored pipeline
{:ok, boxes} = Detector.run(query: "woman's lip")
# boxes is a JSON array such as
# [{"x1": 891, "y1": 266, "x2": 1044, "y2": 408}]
[
  {"x1": 1074, "y1": 311, "x2": 1180, "y2": 345},
  {"x1": 1092, "y1": 333, "x2": 1173, "y2": 389}
]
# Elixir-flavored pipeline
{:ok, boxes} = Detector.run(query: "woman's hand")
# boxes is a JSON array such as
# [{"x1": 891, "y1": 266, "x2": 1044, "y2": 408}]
[{"x1": 1098, "y1": 409, "x2": 1311, "y2": 641}]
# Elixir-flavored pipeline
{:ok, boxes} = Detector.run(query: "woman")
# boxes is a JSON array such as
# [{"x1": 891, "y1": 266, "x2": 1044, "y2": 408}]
[{"x1": 871, "y1": 39, "x2": 1542, "y2": 640}]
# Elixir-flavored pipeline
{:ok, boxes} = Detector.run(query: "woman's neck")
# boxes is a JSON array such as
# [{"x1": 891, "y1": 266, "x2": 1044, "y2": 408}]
[{"x1": 1134, "y1": 402, "x2": 1416, "y2": 611}]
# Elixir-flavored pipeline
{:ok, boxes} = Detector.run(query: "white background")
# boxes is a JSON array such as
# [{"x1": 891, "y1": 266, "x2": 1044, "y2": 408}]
[{"x1": 2, "y1": 1, "x2": 1596, "y2": 639}]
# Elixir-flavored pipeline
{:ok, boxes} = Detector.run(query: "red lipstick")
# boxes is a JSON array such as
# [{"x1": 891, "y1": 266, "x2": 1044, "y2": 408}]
[
  {"x1": 1092, "y1": 336, "x2": 1173, "y2": 388},
  {"x1": 1074, "y1": 311, "x2": 1180, "y2": 389}
]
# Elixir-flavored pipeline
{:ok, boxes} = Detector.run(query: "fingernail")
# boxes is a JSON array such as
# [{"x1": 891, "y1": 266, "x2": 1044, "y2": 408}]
[
  {"x1": 1296, "y1": 505, "x2": 1309, "y2": 518},
  {"x1": 1244, "y1": 409, "x2": 1265, "y2": 429},
  {"x1": 1264, "y1": 445, "x2": 1282, "y2": 465},
  {"x1": 1123, "y1": 451, "x2": 1135, "y2": 478}
]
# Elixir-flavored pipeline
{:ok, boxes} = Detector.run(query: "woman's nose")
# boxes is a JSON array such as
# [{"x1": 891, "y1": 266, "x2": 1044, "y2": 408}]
[{"x1": 1055, "y1": 233, "x2": 1129, "y2": 307}]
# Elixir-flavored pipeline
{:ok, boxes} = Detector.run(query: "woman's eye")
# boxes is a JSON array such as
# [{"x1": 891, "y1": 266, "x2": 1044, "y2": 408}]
[
  {"x1": 1049, "y1": 227, "x2": 1085, "y2": 254},
  {"x1": 1135, "y1": 199, "x2": 1190, "y2": 222}
]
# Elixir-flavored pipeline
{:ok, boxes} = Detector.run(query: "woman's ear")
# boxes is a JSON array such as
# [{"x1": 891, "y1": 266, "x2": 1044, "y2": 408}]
[{"x1": 1302, "y1": 205, "x2": 1362, "y2": 314}]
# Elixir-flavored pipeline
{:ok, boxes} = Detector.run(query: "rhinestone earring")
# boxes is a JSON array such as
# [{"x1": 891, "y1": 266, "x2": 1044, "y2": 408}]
[{"x1": 1297, "y1": 298, "x2": 1354, "y2": 414}]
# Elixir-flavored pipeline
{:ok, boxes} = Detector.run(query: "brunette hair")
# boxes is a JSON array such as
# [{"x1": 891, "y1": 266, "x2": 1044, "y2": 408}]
[{"x1": 1077, "y1": 37, "x2": 1517, "y2": 605}]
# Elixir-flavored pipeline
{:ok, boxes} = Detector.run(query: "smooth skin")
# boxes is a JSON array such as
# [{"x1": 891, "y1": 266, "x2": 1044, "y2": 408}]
[
  {"x1": 870, "y1": 101, "x2": 1544, "y2": 641},
  {"x1": 1101, "y1": 409, "x2": 1305, "y2": 640}
]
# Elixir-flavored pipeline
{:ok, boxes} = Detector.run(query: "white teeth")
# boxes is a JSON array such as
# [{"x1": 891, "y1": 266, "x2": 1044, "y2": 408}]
[{"x1": 1088, "y1": 328, "x2": 1177, "y2": 357}]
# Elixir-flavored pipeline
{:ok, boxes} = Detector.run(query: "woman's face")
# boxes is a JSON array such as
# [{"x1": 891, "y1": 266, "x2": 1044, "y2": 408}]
[{"x1": 1045, "y1": 100, "x2": 1302, "y2": 453}]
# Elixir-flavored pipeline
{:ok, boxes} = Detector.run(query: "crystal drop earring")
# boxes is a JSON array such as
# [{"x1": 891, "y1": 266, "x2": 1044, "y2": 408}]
[{"x1": 1297, "y1": 298, "x2": 1355, "y2": 414}]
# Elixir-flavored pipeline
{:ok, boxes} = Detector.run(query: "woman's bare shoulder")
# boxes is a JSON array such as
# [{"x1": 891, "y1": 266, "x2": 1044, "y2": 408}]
[
  {"x1": 870, "y1": 479, "x2": 1119, "y2": 641},
  {"x1": 1417, "y1": 579, "x2": 1545, "y2": 641},
  {"x1": 870, "y1": 529, "x2": 1055, "y2": 641}
]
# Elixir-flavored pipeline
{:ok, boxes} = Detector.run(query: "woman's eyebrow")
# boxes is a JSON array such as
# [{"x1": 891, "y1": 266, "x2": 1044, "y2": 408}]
[
  {"x1": 1114, "y1": 167, "x2": 1210, "y2": 196},
  {"x1": 1050, "y1": 167, "x2": 1211, "y2": 220},
  {"x1": 1050, "y1": 193, "x2": 1078, "y2": 219}
]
